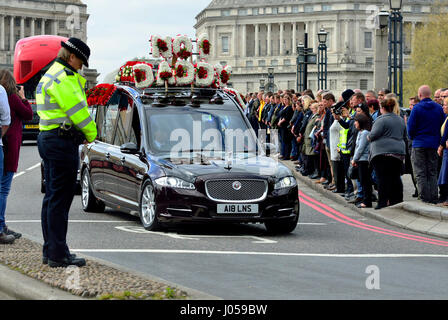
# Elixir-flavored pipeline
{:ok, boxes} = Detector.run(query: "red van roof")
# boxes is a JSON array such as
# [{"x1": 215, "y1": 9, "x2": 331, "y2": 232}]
[{"x1": 13, "y1": 35, "x2": 68, "y2": 85}]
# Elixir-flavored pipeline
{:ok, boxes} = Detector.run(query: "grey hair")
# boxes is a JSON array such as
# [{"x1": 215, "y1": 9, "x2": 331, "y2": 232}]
[{"x1": 57, "y1": 47, "x2": 72, "y2": 62}]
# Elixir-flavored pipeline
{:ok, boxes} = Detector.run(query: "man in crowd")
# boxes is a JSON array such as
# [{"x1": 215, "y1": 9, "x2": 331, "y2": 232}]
[
  {"x1": 434, "y1": 88, "x2": 443, "y2": 105},
  {"x1": 407, "y1": 85, "x2": 445, "y2": 204}
]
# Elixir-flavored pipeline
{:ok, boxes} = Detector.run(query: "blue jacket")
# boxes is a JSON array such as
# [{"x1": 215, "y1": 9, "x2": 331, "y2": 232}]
[{"x1": 407, "y1": 98, "x2": 445, "y2": 149}]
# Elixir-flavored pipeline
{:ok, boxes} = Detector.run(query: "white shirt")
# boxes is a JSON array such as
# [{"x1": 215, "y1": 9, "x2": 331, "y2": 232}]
[
  {"x1": 0, "y1": 85, "x2": 11, "y2": 147},
  {"x1": 329, "y1": 119, "x2": 341, "y2": 161}
]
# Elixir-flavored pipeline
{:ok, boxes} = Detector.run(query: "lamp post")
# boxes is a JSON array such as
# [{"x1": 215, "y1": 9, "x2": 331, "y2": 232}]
[
  {"x1": 296, "y1": 42, "x2": 305, "y2": 93},
  {"x1": 388, "y1": 0, "x2": 403, "y2": 107},
  {"x1": 317, "y1": 27, "x2": 328, "y2": 90},
  {"x1": 259, "y1": 78, "x2": 266, "y2": 91},
  {"x1": 267, "y1": 67, "x2": 275, "y2": 92},
  {"x1": 373, "y1": 10, "x2": 390, "y2": 91}
]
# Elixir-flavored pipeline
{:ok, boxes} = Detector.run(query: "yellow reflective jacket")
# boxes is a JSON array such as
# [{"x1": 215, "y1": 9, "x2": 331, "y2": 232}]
[
  {"x1": 337, "y1": 119, "x2": 350, "y2": 154},
  {"x1": 35, "y1": 59, "x2": 97, "y2": 142}
]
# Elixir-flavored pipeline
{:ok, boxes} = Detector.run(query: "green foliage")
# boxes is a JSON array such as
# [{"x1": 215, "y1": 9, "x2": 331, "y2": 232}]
[{"x1": 404, "y1": 8, "x2": 448, "y2": 102}]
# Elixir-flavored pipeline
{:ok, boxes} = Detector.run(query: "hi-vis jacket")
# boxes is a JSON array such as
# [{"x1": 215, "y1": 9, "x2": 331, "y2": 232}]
[
  {"x1": 36, "y1": 59, "x2": 97, "y2": 142},
  {"x1": 337, "y1": 118, "x2": 350, "y2": 155}
]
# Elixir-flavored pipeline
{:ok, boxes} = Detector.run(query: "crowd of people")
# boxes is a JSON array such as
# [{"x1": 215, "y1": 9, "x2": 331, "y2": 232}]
[{"x1": 245, "y1": 85, "x2": 448, "y2": 210}]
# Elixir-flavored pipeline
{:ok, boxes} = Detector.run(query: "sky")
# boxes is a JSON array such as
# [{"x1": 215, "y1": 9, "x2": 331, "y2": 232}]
[{"x1": 82, "y1": 0, "x2": 212, "y2": 82}]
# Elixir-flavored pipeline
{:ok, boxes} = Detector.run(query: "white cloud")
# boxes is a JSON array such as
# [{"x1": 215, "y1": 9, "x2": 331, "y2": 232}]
[{"x1": 82, "y1": 0, "x2": 211, "y2": 82}]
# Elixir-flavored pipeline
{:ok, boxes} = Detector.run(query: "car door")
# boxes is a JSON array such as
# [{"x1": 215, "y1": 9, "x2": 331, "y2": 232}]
[{"x1": 108, "y1": 95, "x2": 147, "y2": 209}]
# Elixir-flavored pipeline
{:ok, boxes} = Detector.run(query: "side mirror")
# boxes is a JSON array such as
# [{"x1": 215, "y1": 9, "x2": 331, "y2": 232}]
[{"x1": 120, "y1": 142, "x2": 139, "y2": 155}]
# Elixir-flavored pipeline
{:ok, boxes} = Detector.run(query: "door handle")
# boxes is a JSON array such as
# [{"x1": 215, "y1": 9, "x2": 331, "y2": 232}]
[
  {"x1": 105, "y1": 153, "x2": 111, "y2": 159},
  {"x1": 120, "y1": 157, "x2": 126, "y2": 164}
]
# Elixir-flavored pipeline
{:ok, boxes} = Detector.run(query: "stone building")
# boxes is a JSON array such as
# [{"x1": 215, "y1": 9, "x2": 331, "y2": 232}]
[
  {"x1": 195, "y1": 0, "x2": 433, "y2": 96},
  {"x1": 0, "y1": 0, "x2": 98, "y2": 87}
]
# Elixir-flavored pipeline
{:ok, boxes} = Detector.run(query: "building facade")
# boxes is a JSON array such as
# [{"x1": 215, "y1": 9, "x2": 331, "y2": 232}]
[
  {"x1": 0, "y1": 0, "x2": 98, "y2": 87},
  {"x1": 195, "y1": 0, "x2": 433, "y2": 96}
]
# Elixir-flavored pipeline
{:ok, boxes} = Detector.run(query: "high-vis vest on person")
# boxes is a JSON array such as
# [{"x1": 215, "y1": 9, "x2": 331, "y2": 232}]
[
  {"x1": 36, "y1": 60, "x2": 97, "y2": 142},
  {"x1": 337, "y1": 120, "x2": 350, "y2": 155}
]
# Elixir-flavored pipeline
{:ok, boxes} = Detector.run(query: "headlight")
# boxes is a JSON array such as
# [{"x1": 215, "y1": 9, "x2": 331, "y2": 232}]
[
  {"x1": 274, "y1": 176, "x2": 297, "y2": 190},
  {"x1": 154, "y1": 177, "x2": 196, "y2": 190}
]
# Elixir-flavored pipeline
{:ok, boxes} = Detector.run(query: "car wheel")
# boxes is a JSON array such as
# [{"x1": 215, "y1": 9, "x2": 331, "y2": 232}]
[
  {"x1": 139, "y1": 181, "x2": 161, "y2": 231},
  {"x1": 81, "y1": 169, "x2": 105, "y2": 213},
  {"x1": 264, "y1": 215, "x2": 298, "y2": 234}
]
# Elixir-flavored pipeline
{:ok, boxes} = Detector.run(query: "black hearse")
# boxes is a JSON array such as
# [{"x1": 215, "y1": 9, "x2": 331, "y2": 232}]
[{"x1": 80, "y1": 85, "x2": 299, "y2": 234}]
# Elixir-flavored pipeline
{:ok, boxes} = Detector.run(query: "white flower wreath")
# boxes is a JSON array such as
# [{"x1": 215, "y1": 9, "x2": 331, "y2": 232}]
[
  {"x1": 133, "y1": 64, "x2": 154, "y2": 89},
  {"x1": 220, "y1": 65, "x2": 232, "y2": 85},
  {"x1": 156, "y1": 60, "x2": 176, "y2": 86},
  {"x1": 198, "y1": 33, "x2": 211, "y2": 60},
  {"x1": 175, "y1": 60, "x2": 195, "y2": 86},
  {"x1": 213, "y1": 64, "x2": 223, "y2": 87},
  {"x1": 173, "y1": 35, "x2": 193, "y2": 60},
  {"x1": 195, "y1": 62, "x2": 215, "y2": 87},
  {"x1": 151, "y1": 35, "x2": 173, "y2": 60}
]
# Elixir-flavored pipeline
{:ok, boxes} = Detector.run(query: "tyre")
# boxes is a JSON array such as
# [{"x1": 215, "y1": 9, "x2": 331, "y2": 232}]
[
  {"x1": 81, "y1": 169, "x2": 105, "y2": 213},
  {"x1": 264, "y1": 215, "x2": 298, "y2": 234},
  {"x1": 139, "y1": 181, "x2": 162, "y2": 231}
]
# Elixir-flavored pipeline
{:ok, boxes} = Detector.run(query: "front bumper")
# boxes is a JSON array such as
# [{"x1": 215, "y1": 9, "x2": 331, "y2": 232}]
[{"x1": 154, "y1": 185, "x2": 299, "y2": 224}]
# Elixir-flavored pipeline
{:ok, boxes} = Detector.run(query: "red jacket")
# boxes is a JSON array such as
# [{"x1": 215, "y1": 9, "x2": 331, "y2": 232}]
[{"x1": 3, "y1": 94, "x2": 33, "y2": 172}]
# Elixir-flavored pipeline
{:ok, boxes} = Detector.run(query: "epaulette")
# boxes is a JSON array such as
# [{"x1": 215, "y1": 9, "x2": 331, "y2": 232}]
[{"x1": 64, "y1": 69, "x2": 75, "y2": 76}]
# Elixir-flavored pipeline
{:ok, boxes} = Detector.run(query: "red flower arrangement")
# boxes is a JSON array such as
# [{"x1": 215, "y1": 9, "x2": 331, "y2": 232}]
[
  {"x1": 177, "y1": 47, "x2": 192, "y2": 60},
  {"x1": 220, "y1": 70, "x2": 230, "y2": 84},
  {"x1": 201, "y1": 40, "x2": 210, "y2": 55},
  {"x1": 176, "y1": 65, "x2": 185, "y2": 78},
  {"x1": 159, "y1": 71, "x2": 173, "y2": 80},
  {"x1": 86, "y1": 84, "x2": 117, "y2": 106},
  {"x1": 197, "y1": 66, "x2": 208, "y2": 79},
  {"x1": 157, "y1": 39, "x2": 169, "y2": 52},
  {"x1": 116, "y1": 61, "x2": 153, "y2": 83},
  {"x1": 134, "y1": 69, "x2": 146, "y2": 83}
]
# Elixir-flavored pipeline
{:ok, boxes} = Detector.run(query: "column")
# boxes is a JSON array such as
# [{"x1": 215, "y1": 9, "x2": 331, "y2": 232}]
[
  {"x1": 344, "y1": 20, "x2": 350, "y2": 50},
  {"x1": 279, "y1": 22, "x2": 284, "y2": 56},
  {"x1": 53, "y1": 19, "x2": 58, "y2": 35},
  {"x1": 9, "y1": 16, "x2": 14, "y2": 52},
  {"x1": 312, "y1": 21, "x2": 317, "y2": 52},
  {"x1": 213, "y1": 25, "x2": 217, "y2": 58},
  {"x1": 411, "y1": 22, "x2": 416, "y2": 52},
  {"x1": 334, "y1": 20, "x2": 340, "y2": 53},
  {"x1": 233, "y1": 23, "x2": 238, "y2": 57},
  {"x1": 354, "y1": 19, "x2": 360, "y2": 53},
  {"x1": 242, "y1": 24, "x2": 247, "y2": 57},
  {"x1": 30, "y1": 18, "x2": 35, "y2": 36},
  {"x1": 267, "y1": 23, "x2": 272, "y2": 56},
  {"x1": 20, "y1": 17, "x2": 24, "y2": 39},
  {"x1": 254, "y1": 24, "x2": 259, "y2": 56},
  {"x1": 0, "y1": 15, "x2": 4, "y2": 50},
  {"x1": 41, "y1": 19, "x2": 46, "y2": 35},
  {"x1": 292, "y1": 22, "x2": 296, "y2": 55}
]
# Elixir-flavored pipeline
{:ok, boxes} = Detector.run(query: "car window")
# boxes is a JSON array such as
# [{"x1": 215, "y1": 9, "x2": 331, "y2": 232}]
[
  {"x1": 113, "y1": 95, "x2": 134, "y2": 147},
  {"x1": 96, "y1": 103, "x2": 118, "y2": 144}
]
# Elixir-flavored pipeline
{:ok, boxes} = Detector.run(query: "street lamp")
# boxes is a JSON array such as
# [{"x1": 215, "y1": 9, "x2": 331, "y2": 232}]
[
  {"x1": 296, "y1": 42, "x2": 306, "y2": 93},
  {"x1": 317, "y1": 28, "x2": 328, "y2": 90},
  {"x1": 388, "y1": 0, "x2": 403, "y2": 107},
  {"x1": 378, "y1": 10, "x2": 390, "y2": 29},
  {"x1": 267, "y1": 67, "x2": 275, "y2": 92},
  {"x1": 259, "y1": 78, "x2": 265, "y2": 91}
]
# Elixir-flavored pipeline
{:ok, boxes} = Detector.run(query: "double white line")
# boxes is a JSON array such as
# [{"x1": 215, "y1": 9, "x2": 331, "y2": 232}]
[{"x1": 13, "y1": 162, "x2": 41, "y2": 180}]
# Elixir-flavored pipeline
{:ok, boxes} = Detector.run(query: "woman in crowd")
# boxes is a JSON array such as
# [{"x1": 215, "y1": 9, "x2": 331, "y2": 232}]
[
  {"x1": 437, "y1": 97, "x2": 448, "y2": 205},
  {"x1": 0, "y1": 69, "x2": 33, "y2": 239},
  {"x1": 302, "y1": 102, "x2": 319, "y2": 177},
  {"x1": 277, "y1": 94, "x2": 294, "y2": 160},
  {"x1": 368, "y1": 98, "x2": 407, "y2": 210},
  {"x1": 352, "y1": 113, "x2": 373, "y2": 208}
]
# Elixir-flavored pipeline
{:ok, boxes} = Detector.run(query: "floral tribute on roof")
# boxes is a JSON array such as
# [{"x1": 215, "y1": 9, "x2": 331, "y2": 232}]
[{"x1": 86, "y1": 84, "x2": 117, "y2": 106}]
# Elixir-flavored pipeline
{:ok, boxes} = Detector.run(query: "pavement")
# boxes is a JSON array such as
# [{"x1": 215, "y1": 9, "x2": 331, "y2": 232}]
[{"x1": 283, "y1": 160, "x2": 448, "y2": 240}]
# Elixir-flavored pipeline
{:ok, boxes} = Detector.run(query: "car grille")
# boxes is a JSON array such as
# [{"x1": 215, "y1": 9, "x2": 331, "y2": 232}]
[{"x1": 205, "y1": 179, "x2": 268, "y2": 203}]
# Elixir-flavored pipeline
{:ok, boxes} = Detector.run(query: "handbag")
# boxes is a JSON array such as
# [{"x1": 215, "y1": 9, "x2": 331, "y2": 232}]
[{"x1": 348, "y1": 163, "x2": 358, "y2": 180}]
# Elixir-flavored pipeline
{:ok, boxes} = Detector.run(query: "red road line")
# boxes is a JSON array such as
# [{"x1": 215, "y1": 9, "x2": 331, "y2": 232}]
[{"x1": 299, "y1": 191, "x2": 448, "y2": 247}]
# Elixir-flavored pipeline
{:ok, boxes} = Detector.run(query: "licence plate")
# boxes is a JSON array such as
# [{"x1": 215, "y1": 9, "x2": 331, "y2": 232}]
[
  {"x1": 217, "y1": 204, "x2": 258, "y2": 214},
  {"x1": 24, "y1": 124, "x2": 39, "y2": 129}
]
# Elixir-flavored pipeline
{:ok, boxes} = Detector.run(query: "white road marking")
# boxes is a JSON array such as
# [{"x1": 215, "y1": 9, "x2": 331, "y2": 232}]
[
  {"x1": 115, "y1": 226, "x2": 278, "y2": 244},
  {"x1": 70, "y1": 249, "x2": 448, "y2": 258},
  {"x1": 13, "y1": 162, "x2": 41, "y2": 180}
]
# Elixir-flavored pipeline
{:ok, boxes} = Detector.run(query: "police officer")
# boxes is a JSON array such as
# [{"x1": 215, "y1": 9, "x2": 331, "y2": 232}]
[{"x1": 36, "y1": 38, "x2": 97, "y2": 268}]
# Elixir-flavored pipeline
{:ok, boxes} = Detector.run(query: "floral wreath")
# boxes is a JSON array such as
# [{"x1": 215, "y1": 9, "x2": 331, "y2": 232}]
[
  {"x1": 86, "y1": 84, "x2": 117, "y2": 106},
  {"x1": 220, "y1": 65, "x2": 232, "y2": 85},
  {"x1": 195, "y1": 62, "x2": 215, "y2": 87},
  {"x1": 151, "y1": 35, "x2": 173, "y2": 60},
  {"x1": 197, "y1": 33, "x2": 211, "y2": 60},
  {"x1": 133, "y1": 63, "x2": 154, "y2": 89},
  {"x1": 173, "y1": 35, "x2": 193, "y2": 60},
  {"x1": 175, "y1": 60, "x2": 194, "y2": 86},
  {"x1": 156, "y1": 60, "x2": 176, "y2": 86}
]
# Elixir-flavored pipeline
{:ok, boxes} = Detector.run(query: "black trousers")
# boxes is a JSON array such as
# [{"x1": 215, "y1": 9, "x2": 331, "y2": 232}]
[
  {"x1": 371, "y1": 155, "x2": 403, "y2": 207},
  {"x1": 37, "y1": 130, "x2": 79, "y2": 261},
  {"x1": 332, "y1": 160, "x2": 345, "y2": 192},
  {"x1": 340, "y1": 153, "x2": 354, "y2": 194}
]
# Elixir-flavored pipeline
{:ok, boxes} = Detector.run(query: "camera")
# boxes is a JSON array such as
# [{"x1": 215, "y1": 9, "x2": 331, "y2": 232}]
[{"x1": 331, "y1": 101, "x2": 345, "y2": 116}]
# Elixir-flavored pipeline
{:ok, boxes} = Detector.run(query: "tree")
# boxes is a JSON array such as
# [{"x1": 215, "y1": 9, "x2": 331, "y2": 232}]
[{"x1": 404, "y1": 7, "x2": 448, "y2": 103}]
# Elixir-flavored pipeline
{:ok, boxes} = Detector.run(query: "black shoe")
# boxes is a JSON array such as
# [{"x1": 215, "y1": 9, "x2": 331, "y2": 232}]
[
  {"x1": 43, "y1": 254, "x2": 77, "y2": 265},
  {"x1": 412, "y1": 190, "x2": 418, "y2": 198},
  {"x1": 48, "y1": 255, "x2": 85, "y2": 268},
  {"x1": 309, "y1": 173, "x2": 319, "y2": 179},
  {"x1": 4, "y1": 226, "x2": 21, "y2": 239},
  {"x1": 0, "y1": 232, "x2": 15, "y2": 244},
  {"x1": 375, "y1": 204, "x2": 387, "y2": 210}
]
